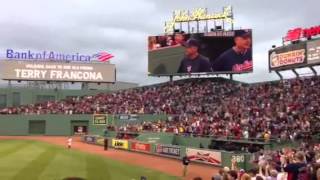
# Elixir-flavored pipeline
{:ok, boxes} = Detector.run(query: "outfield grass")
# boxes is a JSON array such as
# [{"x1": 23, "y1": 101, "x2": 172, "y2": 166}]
[{"x1": 0, "y1": 140, "x2": 178, "y2": 180}]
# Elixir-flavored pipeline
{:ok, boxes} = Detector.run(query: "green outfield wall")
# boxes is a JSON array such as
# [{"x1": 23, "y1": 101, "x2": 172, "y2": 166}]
[
  {"x1": 173, "y1": 135, "x2": 212, "y2": 148},
  {"x1": 135, "y1": 132, "x2": 175, "y2": 144},
  {"x1": 0, "y1": 114, "x2": 102, "y2": 136},
  {"x1": 0, "y1": 114, "x2": 168, "y2": 136}
]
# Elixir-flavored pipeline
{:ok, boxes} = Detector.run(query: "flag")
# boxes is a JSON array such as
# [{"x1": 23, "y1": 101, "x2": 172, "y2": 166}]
[{"x1": 92, "y1": 52, "x2": 114, "y2": 62}]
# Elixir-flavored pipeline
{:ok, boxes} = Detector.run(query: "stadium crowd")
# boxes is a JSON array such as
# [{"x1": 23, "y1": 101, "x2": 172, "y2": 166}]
[
  {"x1": 1, "y1": 76, "x2": 320, "y2": 141},
  {"x1": 117, "y1": 76, "x2": 320, "y2": 141},
  {"x1": 209, "y1": 142, "x2": 320, "y2": 180}
]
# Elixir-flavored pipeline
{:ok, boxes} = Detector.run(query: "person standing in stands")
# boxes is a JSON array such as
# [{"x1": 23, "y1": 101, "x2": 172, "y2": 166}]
[{"x1": 283, "y1": 151, "x2": 307, "y2": 180}]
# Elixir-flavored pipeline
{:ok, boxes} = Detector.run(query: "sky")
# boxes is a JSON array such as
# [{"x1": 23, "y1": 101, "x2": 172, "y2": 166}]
[{"x1": 0, "y1": 0, "x2": 319, "y2": 86}]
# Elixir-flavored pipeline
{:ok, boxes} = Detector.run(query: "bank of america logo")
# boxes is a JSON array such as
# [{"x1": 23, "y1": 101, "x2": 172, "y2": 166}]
[{"x1": 92, "y1": 52, "x2": 114, "y2": 62}]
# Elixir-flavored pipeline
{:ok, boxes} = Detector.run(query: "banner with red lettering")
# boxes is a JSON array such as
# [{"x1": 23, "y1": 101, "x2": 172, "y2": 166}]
[{"x1": 130, "y1": 141, "x2": 151, "y2": 153}]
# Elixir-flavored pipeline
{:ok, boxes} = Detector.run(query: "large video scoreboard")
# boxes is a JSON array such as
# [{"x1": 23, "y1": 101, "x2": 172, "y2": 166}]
[{"x1": 148, "y1": 29, "x2": 253, "y2": 76}]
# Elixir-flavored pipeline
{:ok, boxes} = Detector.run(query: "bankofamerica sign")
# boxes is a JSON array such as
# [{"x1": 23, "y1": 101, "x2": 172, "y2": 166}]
[{"x1": 5, "y1": 49, "x2": 114, "y2": 62}]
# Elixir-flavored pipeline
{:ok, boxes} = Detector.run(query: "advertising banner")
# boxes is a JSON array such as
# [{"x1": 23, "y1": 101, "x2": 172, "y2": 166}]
[
  {"x1": 0, "y1": 60, "x2": 116, "y2": 83},
  {"x1": 269, "y1": 42, "x2": 306, "y2": 70},
  {"x1": 130, "y1": 141, "x2": 151, "y2": 153},
  {"x1": 112, "y1": 139, "x2": 129, "y2": 149},
  {"x1": 307, "y1": 39, "x2": 320, "y2": 65},
  {"x1": 156, "y1": 144, "x2": 181, "y2": 157},
  {"x1": 96, "y1": 137, "x2": 105, "y2": 146},
  {"x1": 284, "y1": 25, "x2": 320, "y2": 42},
  {"x1": 4, "y1": 49, "x2": 114, "y2": 63},
  {"x1": 164, "y1": 6, "x2": 234, "y2": 34},
  {"x1": 118, "y1": 114, "x2": 139, "y2": 121},
  {"x1": 186, "y1": 148, "x2": 222, "y2": 166}
]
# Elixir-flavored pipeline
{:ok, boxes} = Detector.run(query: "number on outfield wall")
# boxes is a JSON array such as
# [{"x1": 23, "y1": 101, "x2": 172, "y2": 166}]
[{"x1": 232, "y1": 155, "x2": 244, "y2": 163}]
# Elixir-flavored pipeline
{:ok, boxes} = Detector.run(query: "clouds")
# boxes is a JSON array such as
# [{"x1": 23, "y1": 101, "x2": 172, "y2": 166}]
[{"x1": 0, "y1": 0, "x2": 318, "y2": 86}]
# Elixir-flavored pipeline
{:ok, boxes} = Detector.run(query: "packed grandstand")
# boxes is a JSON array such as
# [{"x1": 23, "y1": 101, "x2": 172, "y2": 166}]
[
  {"x1": 1, "y1": 76, "x2": 319, "y2": 140},
  {"x1": 1, "y1": 76, "x2": 320, "y2": 179},
  {"x1": 210, "y1": 142, "x2": 320, "y2": 180}
]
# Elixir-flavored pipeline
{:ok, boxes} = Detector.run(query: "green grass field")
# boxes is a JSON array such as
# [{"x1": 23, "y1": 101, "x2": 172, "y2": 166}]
[{"x1": 0, "y1": 140, "x2": 178, "y2": 180}]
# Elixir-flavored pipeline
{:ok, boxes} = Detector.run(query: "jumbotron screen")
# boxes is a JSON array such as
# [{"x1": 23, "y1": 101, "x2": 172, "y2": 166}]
[{"x1": 148, "y1": 29, "x2": 253, "y2": 75}]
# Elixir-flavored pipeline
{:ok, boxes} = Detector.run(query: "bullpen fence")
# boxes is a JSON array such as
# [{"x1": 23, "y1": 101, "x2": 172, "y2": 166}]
[{"x1": 82, "y1": 135, "x2": 254, "y2": 170}]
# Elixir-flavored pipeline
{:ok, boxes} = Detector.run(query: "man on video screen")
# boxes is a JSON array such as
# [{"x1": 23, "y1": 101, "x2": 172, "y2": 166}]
[
  {"x1": 177, "y1": 39, "x2": 212, "y2": 73},
  {"x1": 212, "y1": 30, "x2": 253, "y2": 72}
]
